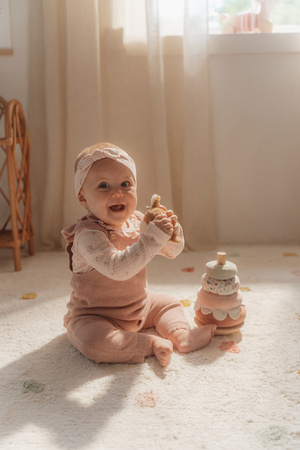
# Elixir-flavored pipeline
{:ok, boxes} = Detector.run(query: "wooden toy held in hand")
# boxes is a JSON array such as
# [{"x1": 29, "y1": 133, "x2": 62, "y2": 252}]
[
  {"x1": 194, "y1": 252, "x2": 246, "y2": 335},
  {"x1": 143, "y1": 194, "x2": 182, "y2": 243},
  {"x1": 221, "y1": 0, "x2": 277, "y2": 34}
]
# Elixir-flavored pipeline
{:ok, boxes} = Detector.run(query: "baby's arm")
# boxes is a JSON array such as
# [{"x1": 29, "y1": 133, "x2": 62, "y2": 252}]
[
  {"x1": 75, "y1": 222, "x2": 171, "y2": 281},
  {"x1": 158, "y1": 223, "x2": 184, "y2": 258}
]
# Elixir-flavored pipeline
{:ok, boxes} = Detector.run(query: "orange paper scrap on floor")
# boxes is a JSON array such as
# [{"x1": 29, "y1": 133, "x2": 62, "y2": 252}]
[{"x1": 181, "y1": 267, "x2": 194, "y2": 272}]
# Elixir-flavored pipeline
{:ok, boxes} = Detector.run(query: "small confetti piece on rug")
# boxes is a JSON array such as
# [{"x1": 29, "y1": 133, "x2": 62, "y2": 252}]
[
  {"x1": 283, "y1": 253, "x2": 298, "y2": 257},
  {"x1": 181, "y1": 267, "x2": 194, "y2": 272},
  {"x1": 240, "y1": 287, "x2": 251, "y2": 292},
  {"x1": 257, "y1": 425, "x2": 287, "y2": 444},
  {"x1": 21, "y1": 293, "x2": 38, "y2": 300},
  {"x1": 291, "y1": 270, "x2": 300, "y2": 277},
  {"x1": 180, "y1": 299, "x2": 191, "y2": 307},
  {"x1": 22, "y1": 380, "x2": 45, "y2": 394},
  {"x1": 219, "y1": 340, "x2": 241, "y2": 353},
  {"x1": 135, "y1": 390, "x2": 159, "y2": 408},
  {"x1": 297, "y1": 370, "x2": 300, "y2": 375}
]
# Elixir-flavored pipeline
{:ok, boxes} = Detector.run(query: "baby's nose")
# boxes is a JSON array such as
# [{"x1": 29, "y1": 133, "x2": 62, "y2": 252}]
[{"x1": 112, "y1": 189, "x2": 123, "y2": 197}]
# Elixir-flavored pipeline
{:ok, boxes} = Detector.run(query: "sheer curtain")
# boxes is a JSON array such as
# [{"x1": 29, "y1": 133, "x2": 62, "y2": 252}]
[{"x1": 29, "y1": 0, "x2": 216, "y2": 250}]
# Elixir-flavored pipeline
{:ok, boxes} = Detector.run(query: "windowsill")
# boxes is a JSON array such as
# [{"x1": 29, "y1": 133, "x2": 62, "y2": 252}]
[
  {"x1": 103, "y1": 29, "x2": 300, "y2": 57},
  {"x1": 209, "y1": 32, "x2": 300, "y2": 55}
]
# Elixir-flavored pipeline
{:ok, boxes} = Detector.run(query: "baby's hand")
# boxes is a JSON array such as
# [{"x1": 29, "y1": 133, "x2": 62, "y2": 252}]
[
  {"x1": 166, "y1": 210, "x2": 179, "y2": 234},
  {"x1": 153, "y1": 214, "x2": 173, "y2": 236}
]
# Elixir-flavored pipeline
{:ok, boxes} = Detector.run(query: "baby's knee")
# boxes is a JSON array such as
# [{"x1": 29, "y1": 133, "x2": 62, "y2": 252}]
[{"x1": 66, "y1": 317, "x2": 151, "y2": 364}]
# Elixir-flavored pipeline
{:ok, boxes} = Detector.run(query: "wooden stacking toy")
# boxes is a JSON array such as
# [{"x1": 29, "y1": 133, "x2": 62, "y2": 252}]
[{"x1": 194, "y1": 252, "x2": 246, "y2": 335}]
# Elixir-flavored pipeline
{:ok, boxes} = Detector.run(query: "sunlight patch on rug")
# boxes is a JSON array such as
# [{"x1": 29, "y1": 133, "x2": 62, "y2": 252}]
[{"x1": 67, "y1": 378, "x2": 112, "y2": 407}]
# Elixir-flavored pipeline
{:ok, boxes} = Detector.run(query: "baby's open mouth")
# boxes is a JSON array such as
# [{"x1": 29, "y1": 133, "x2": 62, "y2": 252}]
[{"x1": 110, "y1": 204, "x2": 125, "y2": 212}]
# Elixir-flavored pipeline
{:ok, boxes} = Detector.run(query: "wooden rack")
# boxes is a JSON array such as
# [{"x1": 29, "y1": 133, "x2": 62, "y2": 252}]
[{"x1": 0, "y1": 96, "x2": 34, "y2": 271}]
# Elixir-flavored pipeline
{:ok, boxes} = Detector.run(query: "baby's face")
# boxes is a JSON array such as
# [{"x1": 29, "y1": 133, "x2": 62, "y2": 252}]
[{"x1": 79, "y1": 158, "x2": 137, "y2": 228}]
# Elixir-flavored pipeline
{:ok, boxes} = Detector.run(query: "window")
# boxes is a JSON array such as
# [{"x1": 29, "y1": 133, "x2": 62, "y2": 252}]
[
  {"x1": 158, "y1": 0, "x2": 300, "y2": 34},
  {"x1": 209, "y1": 0, "x2": 300, "y2": 34},
  {"x1": 108, "y1": 0, "x2": 300, "y2": 56}
]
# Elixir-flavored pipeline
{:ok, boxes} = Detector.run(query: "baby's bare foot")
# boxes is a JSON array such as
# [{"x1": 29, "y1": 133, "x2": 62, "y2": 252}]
[
  {"x1": 152, "y1": 336, "x2": 173, "y2": 367},
  {"x1": 168, "y1": 325, "x2": 217, "y2": 354}
]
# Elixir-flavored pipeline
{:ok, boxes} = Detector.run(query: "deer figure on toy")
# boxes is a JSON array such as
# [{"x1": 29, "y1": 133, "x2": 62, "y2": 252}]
[{"x1": 221, "y1": 0, "x2": 277, "y2": 34}]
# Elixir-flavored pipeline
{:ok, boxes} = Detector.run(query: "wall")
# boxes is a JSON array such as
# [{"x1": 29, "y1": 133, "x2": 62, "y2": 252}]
[
  {"x1": 0, "y1": 0, "x2": 29, "y2": 114},
  {"x1": 1, "y1": 1, "x2": 299, "y2": 245},
  {"x1": 210, "y1": 34, "x2": 300, "y2": 244},
  {"x1": 0, "y1": 0, "x2": 29, "y2": 223}
]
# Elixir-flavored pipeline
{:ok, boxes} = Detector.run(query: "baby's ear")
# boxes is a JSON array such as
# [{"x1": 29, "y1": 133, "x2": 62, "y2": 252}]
[{"x1": 78, "y1": 191, "x2": 88, "y2": 208}]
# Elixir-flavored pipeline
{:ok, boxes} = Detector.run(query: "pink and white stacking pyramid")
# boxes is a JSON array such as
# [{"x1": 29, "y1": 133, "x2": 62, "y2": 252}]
[{"x1": 194, "y1": 252, "x2": 246, "y2": 335}]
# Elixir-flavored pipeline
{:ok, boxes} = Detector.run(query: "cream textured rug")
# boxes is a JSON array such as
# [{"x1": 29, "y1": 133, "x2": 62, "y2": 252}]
[{"x1": 0, "y1": 246, "x2": 299, "y2": 450}]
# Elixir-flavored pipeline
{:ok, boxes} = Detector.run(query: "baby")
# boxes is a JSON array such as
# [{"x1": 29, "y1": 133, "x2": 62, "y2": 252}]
[{"x1": 62, "y1": 142, "x2": 216, "y2": 366}]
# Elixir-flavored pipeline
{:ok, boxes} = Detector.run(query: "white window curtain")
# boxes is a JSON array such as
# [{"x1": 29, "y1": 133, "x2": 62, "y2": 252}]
[{"x1": 29, "y1": 0, "x2": 216, "y2": 250}]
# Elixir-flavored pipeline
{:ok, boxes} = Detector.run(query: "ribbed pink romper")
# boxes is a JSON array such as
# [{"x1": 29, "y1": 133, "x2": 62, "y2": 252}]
[{"x1": 62, "y1": 215, "x2": 189, "y2": 364}]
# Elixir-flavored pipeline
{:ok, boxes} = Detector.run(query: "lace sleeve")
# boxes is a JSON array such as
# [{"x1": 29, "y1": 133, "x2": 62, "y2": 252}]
[{"x1": 75, "y1": 222, "x2": 170, "y2": 280}]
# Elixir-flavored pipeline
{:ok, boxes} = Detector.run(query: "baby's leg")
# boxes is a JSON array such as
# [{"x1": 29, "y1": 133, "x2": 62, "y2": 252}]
[
  {"x1": 144, "y1": 292, "x2": 190, "y2": 337},
  {"x1": 148, "y1": 336, "x2": 174, "y2": 367},
  {"x1": 167, "y1": 325, "x2": 217, "y2": 354},
  {"x1": 144, "y1": 292, "x2": 216, "y2": 355},
  {"x1": 66, "y1": 315, "x2": 153, "y2": 364}
]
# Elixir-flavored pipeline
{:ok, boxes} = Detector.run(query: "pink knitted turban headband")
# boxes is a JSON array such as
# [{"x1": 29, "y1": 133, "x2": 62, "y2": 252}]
[{"x1": 74, "y1": 146, "x2": 137, "y2": 199}]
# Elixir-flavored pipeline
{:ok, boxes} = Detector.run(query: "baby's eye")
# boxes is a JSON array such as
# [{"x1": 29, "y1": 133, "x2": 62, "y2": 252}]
[
  {"x1": 121, "y1": 181, "x2": 131, "y2": 187},
  {"x1": 99, "y1": 182, "x2": 109, "y2": 189}
]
